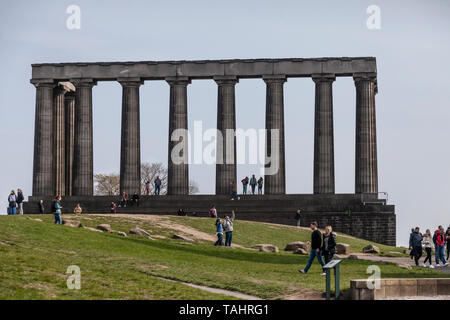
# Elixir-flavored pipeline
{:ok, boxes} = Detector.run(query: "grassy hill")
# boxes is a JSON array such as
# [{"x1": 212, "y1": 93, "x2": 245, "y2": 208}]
[{"x1": 0, "y1": 214, "x2": 447, "y2": 300}]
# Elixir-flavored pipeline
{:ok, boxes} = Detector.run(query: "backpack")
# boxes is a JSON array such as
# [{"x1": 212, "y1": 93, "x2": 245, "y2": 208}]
[{"x1": 209, "y1": 209, "x2": 215, "y2": 217}]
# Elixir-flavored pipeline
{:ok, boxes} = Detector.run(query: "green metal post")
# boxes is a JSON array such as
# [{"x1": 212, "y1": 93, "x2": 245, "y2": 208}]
[
  {"x1": 326, "y1": 269, "x2": 331, "y2": 300},
  {"x1": 335, "y1": 264, "x2": 340, "y2": 300}
]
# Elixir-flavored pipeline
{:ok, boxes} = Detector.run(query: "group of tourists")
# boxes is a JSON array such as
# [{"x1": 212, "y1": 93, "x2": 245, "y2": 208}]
[
  {"x1": 240, "y1": 175, "x2": 264, "y2": 195},
  {"x1": 409, "y1": 225, "x2": 450, "y2": 268},
  {"x1": 144, "y1": 176, "x2": 162, "y2": 195},
  {"x1": 117, "y1": 190, "x2": 140, "y2": 208},
  {"x1": 299, "y1": 221, "x2": 337, "y2": 275},
  {"x1": 7, "y1": 189, "x2": 24, "y2": 215}
]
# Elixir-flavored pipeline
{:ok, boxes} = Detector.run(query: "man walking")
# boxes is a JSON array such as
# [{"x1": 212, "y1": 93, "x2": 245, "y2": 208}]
[
  {"x1": 154, "y1": 176, "x2": 162, "y2": 195},
  {"x1": 299, "y1": 222, "x2": 326, "y2": 275},
  {"x1": 409, "y1": 227, "x2": 423, "y2": 266},
  {"x1": 434, "y1": 226, "x2": 448, "y2": 267}
]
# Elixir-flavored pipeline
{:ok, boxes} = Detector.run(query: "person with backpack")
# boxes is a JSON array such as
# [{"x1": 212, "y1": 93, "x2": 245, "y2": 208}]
[
  {"x1": 422, "y1": 229, "x2": 434, "y2": 268},
  {"x1": 295, "y1": 209, "x2": 301, "y2": 227},
  {"x1": 409, "y1": 227, "x2": 423, "y2": 267},
  {"x1": 322, "y1": 226, "x2": 336, "y2": 264},
  {"x1": 249, "y1": 175, "x2": 257, "y2": 194},
  {"x1": 434, "y1": 226, "x2": 448, "y2": 267},
  {"x1": 257, "y1": 177, "x2": 263, "y2": 194},
  {"x1": 299, "y1": 222, "x2": 326, "y2": 275},
  {"x1": 214, "y1": 218, "x2": 224, "y2": 246},
  {"x1": 241, "y1": 177, "x2": 249, "y2": 195},
  {"x1": 209, "y1": 205, "x2": 217, "y2": 218},
  {"x1": 16, "y1": 189, "x2": 24, "y2": 215},
  {"x1": 52, "y1": 195, "x2": 62, "y2": 224},
  {"x1": 223, "y1": 210, "x2": 236, "y2": 247},
  {"x1": 7, "y1": 190, "x2": 17, "y2": 215}
]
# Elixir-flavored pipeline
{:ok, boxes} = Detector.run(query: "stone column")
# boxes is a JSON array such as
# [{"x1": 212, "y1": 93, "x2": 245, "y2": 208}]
[
  {"x1": 166, "y1": 77, "x2": 190, "y2": 195},
  {"x1": 263, "y1": 75, "x2": 286, "y2": 195},
  {"x1": 31, "y1": 80, "x2": 55, "y2": 196},
  {"x1": 214, "y1": 76, "x2": 238, "y2": 195},
  {"x1": 53, "y1": 85, "x2": 66, "y2": 196},
  {"x1": 64, "y1": 91, "x2": 75, "y2": 196},
  {"x1": 72, "y1": 79, "x2": 96, "y2": 196},
  {"x1": 312, "y1": 74, "x2": 336, "y2": 194},
  {"x1": 119, "y1": 78, "x2": 143, "y2": 195},
  {"x1": 354, "y1": 73, "x2": 378, "y2": 194}
]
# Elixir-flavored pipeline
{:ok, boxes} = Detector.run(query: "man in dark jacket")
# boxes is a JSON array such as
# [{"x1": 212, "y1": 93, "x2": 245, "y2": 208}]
[
  {"x1": 299, "y1": 222, "x2": 325, "y2": 275},
  {"x1": 409, "y1": 227, "x2": 423, "y2": 266}
]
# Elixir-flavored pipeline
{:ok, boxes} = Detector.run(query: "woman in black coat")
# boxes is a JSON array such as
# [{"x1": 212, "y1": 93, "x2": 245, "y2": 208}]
[{"x1": 322, "y1": 226, "x2": 336, "y2": 264}]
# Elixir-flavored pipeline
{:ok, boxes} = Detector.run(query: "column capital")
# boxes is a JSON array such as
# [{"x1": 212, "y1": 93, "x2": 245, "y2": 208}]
[
  {"x1": 353, "y1": 72, "x2": 377, "y2": 82},
  {"x1": 117, "y1": 77, "x2": 143, "y2": 87},
  {"x1": 30, "y1": 79, "x2": 56, "y2": 88},
  {"x1": 263, "y1": 75, "x2": 287, "y2": 84},
  {"x1": 312, "y1": 73, "x2": 336, "y2": 83},
  {"x1": 214, "y1": 76, "x2": 239, "y2": 85},
  {"x1": 70, "y1": 78, "x2": 97, "y2": 88},
  {"x1": 165, "y1": 76, "x2": 191, "y2": 86}
]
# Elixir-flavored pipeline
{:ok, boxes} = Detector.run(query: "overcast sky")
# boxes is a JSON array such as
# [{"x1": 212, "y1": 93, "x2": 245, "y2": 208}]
[{"x1": 0, "y1": 0, "x2": 449, "y2": 246}]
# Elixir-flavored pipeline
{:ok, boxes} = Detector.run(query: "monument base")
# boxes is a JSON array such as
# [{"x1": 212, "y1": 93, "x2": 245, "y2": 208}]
[{"x1": 23, "y1": 194, "x2": 396, "y2": 246}]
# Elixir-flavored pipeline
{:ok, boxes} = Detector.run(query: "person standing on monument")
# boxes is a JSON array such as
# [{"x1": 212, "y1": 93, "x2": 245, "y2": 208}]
[
  {"x1": 7, "y1": 190, "x2": 17, "y2": 215},
  {"x1": 154, "y1": 176, "x2": 162, "y2": 195},
  {"x1": 16, "y1": 189, "x2": 24, "y2": 215},
  {"x1": 322, "y1": 226, "x2": 336, "y2": 264},
  {"x1": 295, "y1": 209, "x2": 302, "y2": 227},
  {"x1": 409, "y1": 227, "x2": 423, "y2": 267},
  {"x1": 422, "y1": 229, "x2": 434, "y2": 268},
  {"x1": 119, "y1": 190, "x2": 128, "y2": 208},
  {"x1": 241, "y1": 177, "x2": 249, "y2": 194},
  {"x1": 249, "y1": 175, "x2": 257, "y2": 195},
  {"x1": 52, "y1": 195, "x2": 62, "y2": 225},
  {"x1": 145, "y1": 181, "x2": 150, "y2": 195},
  {"x1": 230, "y1": 180, "x2": 240, "y2": 201},
  {"x1": 38, "y1": 199, "x2": 45, "y2": 214},
  {"x1": 257, "y1": 177, "x2": 263, "y2": 194},
  {"x1": 299, "y1": 221, "x2": 326, "y2": 275}
]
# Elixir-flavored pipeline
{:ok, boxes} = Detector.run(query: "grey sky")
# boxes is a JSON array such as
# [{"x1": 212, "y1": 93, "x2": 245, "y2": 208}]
[{"x1": 1, "y1": 0, "x2": 449, "y2": 246}]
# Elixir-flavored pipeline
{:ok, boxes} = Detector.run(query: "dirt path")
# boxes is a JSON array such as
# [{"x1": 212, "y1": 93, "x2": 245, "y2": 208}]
[{"x1": 92, "y1": 214, "x2": 247, "y2": 249}]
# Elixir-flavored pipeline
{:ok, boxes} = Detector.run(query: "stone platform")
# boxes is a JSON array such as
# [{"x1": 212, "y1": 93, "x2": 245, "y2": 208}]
[{"x1": 23, "y1": 193, "x2": 395, "y2": 245}]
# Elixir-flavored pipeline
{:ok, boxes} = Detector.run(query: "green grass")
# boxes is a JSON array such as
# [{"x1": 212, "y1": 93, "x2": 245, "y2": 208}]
[
  {"x1": 169, "y1": 215, "x2": 406, "y2": 255},
  {"x1": 0, "y1": 214, "x2": 446, "y2": 300}
]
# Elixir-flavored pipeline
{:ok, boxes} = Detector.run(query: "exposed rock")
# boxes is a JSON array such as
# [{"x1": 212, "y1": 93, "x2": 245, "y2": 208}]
[
  {"x1": 152, "y1": 235, "x2": 167, "y2": 239},
  {"x1": 336, "y1": 243, "x2": 350, "y2": 255},
  {"x1": 293, "y1": 248, "x2": 308, "y2": 255},
  {"x1": 62, "y1": 220, "x2": 82, "y2": 228},
  {"x1": 285, "y1": 241, "x2": 311, "y2": 252},
  {"x1": 387, "y1": 251, "x2": 402, "y2": 255},
  {"x1": 129, "y1": 227, "x2": 151, "y2": 237},
  {"x1": 83, "y1": 226, "x2": 103, "y2": 233},
  {"x1": 362, "y1": 244, "x2": 380, "y2": 254},
  {"x1": 114, "y1": 231, "x2": 127, "y2": 237},
  {"x1": 348, "y1": 255, "x2": 359, "y2": 260},
  {"x1": 252, "y1": 244, "x2": 279, "y2": 253},
  {"x1": 97, "y1": 224, "x2": 112, "y2": 232},
  {"x1": 172, "y1": 234, "x2": 194, "y2": 242},
  {"x1": 397, "y1": 263, "x2": 412, "y2": 270},
  {"x1": 26, "y1": 217, "x2": 42, "y2": 222}
]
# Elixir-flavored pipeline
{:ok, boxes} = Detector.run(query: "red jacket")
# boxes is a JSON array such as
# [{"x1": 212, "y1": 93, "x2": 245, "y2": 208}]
[{"x1": 435, "y1": 230, "x2": 445, "y2": 247}]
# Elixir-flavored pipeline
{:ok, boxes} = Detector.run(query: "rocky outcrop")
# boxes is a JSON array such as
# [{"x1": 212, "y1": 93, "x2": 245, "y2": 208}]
[
  {"x1": 285, "y1": 241, "x2": 310, "y2": 252},
  {"x1": 172, "y1": 234, "x2": 194, "y2": 242},
  {"x1": 129, "y1": 227, "x2": 151, "y2": 237},
  {"x1": 362, "y1": 244, "x2": 380, "y2": 254},
  {"x1": 336, "y1": 243, "x2": 350, "y2": 255},
  {"x1": 252, "y1": 244, "x2": 279, "y2": 253},
  {"x1": 62, "y1": 220, "x2": 82, "y2": 228},
  {"x1": 97, "y1": 224, "x2": 112, "y2": 232}
]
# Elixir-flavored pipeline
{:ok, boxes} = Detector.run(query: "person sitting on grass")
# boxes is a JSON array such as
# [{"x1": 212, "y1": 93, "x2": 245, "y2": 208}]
[
  {"x1": 214, "y1": 218, "x2": 223, "y2": 246},
  {"x1": 299, "y1": 221, "x2": 326, "y2": 275},
  {"x1": 73, "y1": 203, "x2": 82, "y2": 214}
]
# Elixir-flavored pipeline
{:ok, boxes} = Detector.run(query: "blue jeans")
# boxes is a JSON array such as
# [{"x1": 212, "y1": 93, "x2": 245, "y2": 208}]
[
  {"x1": 54, "y1": 214, "x2": 62, "y2": 224},
  {"x1": 243, "y1": 185, "x2": 247, "y2": 194},
  {"x1": 225, "y1": 232, "x2": 233, "y2": 246},
  {"x1": 303, "y1": 249, "x2": 325, "y2": 273},
  {"x1": 8, "y1": 206, "x2": 16, "y2": 215},
  {"x1": 435, "y1": 246, "x2": 447, "y2": 265},
  {"x1": 155, "y1": 185, "x2": 160, "y2": 195},
  {"x1": 215, "y1": 233, "x2": 223, "y2": 246}
]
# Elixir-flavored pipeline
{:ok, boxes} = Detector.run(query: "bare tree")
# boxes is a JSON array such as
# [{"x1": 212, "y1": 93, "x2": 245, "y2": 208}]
[
  {"x1": 140, "y1": 162, "x2": 168, "y2": 195},
  {"x1": 94, "y1": 162, "x2": 199, "y2": 195},
  {"x1": 94, "y1": 173, "x2": 120, "y2": 195}
]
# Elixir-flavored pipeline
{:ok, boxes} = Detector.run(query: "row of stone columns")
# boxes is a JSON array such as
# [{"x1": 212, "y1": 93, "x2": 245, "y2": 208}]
[{"x1": 32, "y1": 73, "x2": 378, "y2": 197}]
